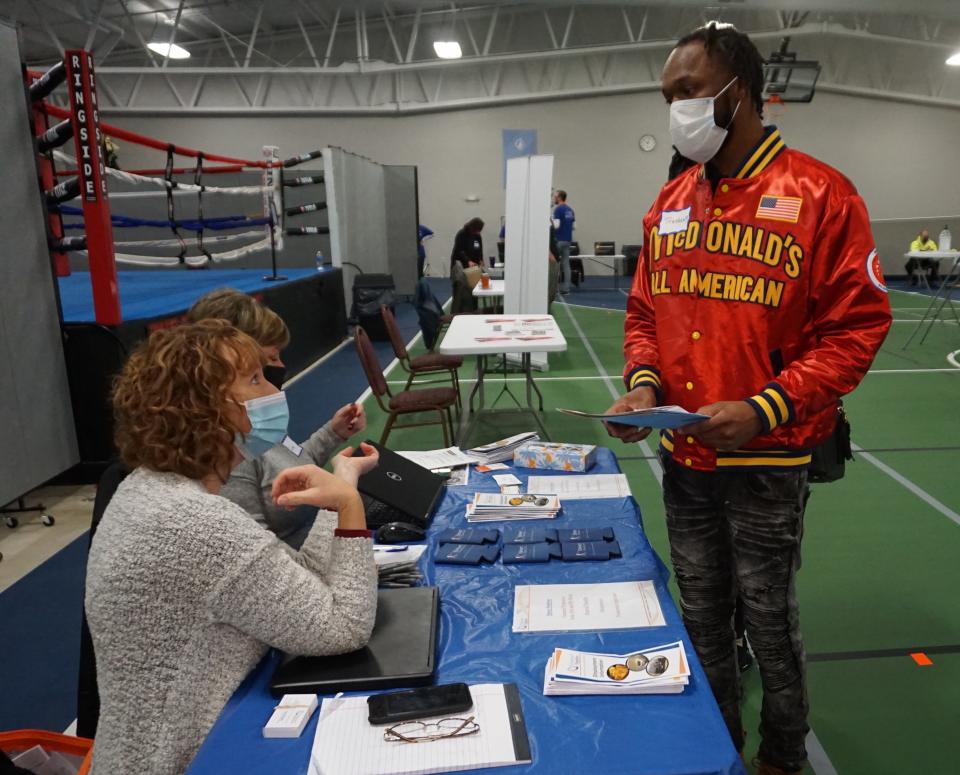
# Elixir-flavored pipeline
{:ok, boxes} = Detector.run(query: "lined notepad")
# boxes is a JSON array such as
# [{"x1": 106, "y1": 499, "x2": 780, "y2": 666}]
[{"x1": 308, "y1": 684, "x2": 530, "y2": 775}]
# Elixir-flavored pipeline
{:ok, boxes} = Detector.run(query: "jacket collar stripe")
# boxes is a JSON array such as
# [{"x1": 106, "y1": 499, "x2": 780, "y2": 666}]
[
  {"x1": 735, "y1": 128, "x2": 781, "y2": 179},
  {"x1": 745, "y1": 138, "x2": 786, "y2": 179}
]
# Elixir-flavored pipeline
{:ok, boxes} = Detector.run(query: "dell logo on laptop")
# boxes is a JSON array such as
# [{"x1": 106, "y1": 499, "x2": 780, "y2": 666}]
[{"x1": 387, "y1": 471, "x2": 402, "y2": 482}]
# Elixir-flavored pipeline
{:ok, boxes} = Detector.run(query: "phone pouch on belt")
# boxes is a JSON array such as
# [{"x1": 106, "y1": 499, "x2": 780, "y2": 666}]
[
  {"x1": 557, "y1": 527, "x2": 616, "y2": 543},
  {"x1": 502, "y1": 527, "x2": 559, "y2": 545},
  {"x1": 560, "y1": 540, "x2": 622, "y2": 561},
  {"x1": 435, "y1": 528, "x2": 500, "y2": 545},
  {"x1": 435, "y1": 543, "x2": 501, "y2": 565},
  {"x1": 502, "y1": 543, "x2": 562, "y2": 564}
]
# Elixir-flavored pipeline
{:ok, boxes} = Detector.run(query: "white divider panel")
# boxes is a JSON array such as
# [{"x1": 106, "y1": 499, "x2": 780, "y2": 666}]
[{"x1": 504, "y1": 154, "x2": 554, "y2": 369}]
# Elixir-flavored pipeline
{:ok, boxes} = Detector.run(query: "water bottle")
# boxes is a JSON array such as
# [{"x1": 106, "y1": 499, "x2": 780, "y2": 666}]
[
  {"x1": 938, "y1": 225, "x2": 952, "y2": 252},
  {"x1": 315, "y1": 249, "x2": 325, "y2": 271}
]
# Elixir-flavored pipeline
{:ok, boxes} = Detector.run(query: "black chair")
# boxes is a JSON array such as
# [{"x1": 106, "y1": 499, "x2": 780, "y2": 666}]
[{"x1": 76, "y1": 460, "x2": 130, "y2": 739}]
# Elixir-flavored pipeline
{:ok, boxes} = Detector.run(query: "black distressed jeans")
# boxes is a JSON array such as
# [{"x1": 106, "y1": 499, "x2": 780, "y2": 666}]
[{"x1": 661, "y1": 454, "x2": 810, "y2": 772}]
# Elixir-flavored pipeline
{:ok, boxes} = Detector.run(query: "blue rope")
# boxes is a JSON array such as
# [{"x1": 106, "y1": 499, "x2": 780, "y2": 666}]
[{"x1": 58, "y1": 205, "x2": 271, "y2": 232}]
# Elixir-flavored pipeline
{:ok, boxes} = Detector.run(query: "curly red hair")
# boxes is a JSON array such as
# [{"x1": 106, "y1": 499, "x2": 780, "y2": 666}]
[{"x1": 112, "y1": 320, "x2": 263, "y2": 480}]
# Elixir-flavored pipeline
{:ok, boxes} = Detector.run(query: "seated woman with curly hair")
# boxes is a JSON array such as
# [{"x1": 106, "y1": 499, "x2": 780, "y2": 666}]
[
  {"x1": 85, "y1": 320, "x2": 378, "y2": 775},
  {"x1": 186, "y1": 288, "x2": 367, "y2": 549}
]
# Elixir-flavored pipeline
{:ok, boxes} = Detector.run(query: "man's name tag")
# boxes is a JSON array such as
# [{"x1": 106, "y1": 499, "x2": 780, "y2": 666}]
[
  {"x1": 281, "y1": 436, "x2": 303, "y2": 457},
  {"x1": 658, "y1": 207, "x2": 691, "y2": 236}
]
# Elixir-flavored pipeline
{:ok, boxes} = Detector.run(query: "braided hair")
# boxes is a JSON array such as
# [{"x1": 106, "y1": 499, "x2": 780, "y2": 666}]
[{"x1": 675, "y1": 22, "x2": 766, "y2": 119}]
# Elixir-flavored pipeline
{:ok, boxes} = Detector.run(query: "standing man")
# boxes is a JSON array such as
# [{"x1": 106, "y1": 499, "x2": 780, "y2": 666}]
[
  {"x1": 553, "y1": 190, "x2": 576, "y2": 293},
  {"x1": 905, "y1": 228, "x2": 939, "y2": 286},
  {"x1": 605, "y1": 22, "x2": 891, "y2": 775}
]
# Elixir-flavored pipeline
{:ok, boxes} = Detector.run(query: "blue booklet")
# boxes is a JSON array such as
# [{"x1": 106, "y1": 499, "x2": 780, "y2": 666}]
[{"x1": 558, "y1": 405, "x2": 709, "y2": 430}]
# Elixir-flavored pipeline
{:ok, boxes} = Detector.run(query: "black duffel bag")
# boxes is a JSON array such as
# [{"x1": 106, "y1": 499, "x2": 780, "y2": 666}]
[{"x1": 351, "y1": 273, "x2": 395, "y2": 340}]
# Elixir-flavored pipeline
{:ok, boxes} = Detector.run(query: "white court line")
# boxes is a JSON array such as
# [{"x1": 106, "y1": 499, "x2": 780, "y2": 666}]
[
  {"x1": 948, "y1": 350, "x2": 960, "y2": 369},
  {"x1": 282, "y1": 337, "x2": 351, "y2": 389},
  {"x1": 853, "y1": 443, "x2": 960, "y2": 527},
  {"x1": 806, "y1": 730, "x2": 839, "y2": 775}
]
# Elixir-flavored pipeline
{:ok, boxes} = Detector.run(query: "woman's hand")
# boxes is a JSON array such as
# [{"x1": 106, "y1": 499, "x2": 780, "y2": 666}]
[
  {"x1": 331, "y1": 442, "x2": 380, "y2": 488},
  {"x1": 272, "y1": 464, "x2": 366, "y2": 530},
  {"x1": 331, "y1": 403, "x2": 366, "y2": 440}
]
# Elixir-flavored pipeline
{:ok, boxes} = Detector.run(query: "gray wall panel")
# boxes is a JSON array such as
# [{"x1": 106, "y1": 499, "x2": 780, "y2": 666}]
[
  {"x1": 383, "y1": 165, "x2": 419, "y2": 296},
  {"x1": 0, "y1": 21, "x2": 78, "y2": 503}
]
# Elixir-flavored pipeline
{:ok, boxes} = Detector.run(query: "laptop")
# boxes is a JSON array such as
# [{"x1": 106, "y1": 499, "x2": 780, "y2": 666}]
[
  {"x1": 270, "y1": 586, "x2": 439, "y2": 695},
  {"x1": 355, "y1": 441, "x2": 445, "y2": 529}
]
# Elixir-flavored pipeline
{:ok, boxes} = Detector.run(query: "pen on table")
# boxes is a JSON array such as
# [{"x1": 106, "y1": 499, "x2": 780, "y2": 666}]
[
  {"x1": 373, "y1": 547, "x2": 409, "y2": 554},
  {"x1": 475, "y1": 336, "x2": 512, "y2": 342}
]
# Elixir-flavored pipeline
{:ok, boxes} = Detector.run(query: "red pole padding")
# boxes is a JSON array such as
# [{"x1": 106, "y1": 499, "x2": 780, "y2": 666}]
[
  {"x1": 65, "y1": 50, "x2": 121, "y2": 325},
  {"x1": 42, "y1": 102, "x2": 278, "y2": 169}
]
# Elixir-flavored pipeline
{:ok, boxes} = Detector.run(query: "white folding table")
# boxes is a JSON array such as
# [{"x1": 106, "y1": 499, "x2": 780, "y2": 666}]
[
  {"x1": 437, "y1": 314, "x2": 567, "y2": 443},
  {"x1": 902, "y1": 250, "x2": 960, "y2": 348},
  {"x1": 472, "y1": 279, "x2": 505, "y2": 310}
]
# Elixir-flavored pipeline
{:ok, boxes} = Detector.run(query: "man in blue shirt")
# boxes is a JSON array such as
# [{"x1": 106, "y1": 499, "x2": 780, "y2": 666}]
[
  {"x1": 552, "y1": 190, "x2": 575, "y2": 293},
  {"x1": 417, "y1": 224, "x2": 434, "y2": 278}
]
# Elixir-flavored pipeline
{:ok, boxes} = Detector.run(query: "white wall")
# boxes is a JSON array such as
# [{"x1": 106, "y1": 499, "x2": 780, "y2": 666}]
[{"x1": 113, "y1": 89, "x2": 960, "y2": 277}]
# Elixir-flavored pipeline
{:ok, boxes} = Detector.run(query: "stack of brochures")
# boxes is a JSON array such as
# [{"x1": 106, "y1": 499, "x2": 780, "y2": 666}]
[
  {"x1": 467, "y1": 432, "x2": 539, "y2": 465},
  {"x1": 543, "y1": 641, "x2": 691, "y2": 695},
  {"x1": 467, "y1": 492, "x2": 561, "y2": 522}
]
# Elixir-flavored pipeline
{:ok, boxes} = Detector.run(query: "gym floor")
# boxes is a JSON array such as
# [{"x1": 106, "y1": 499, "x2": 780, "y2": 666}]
[{"x1": 1, "y1": 276, "x2": 957, "y2": 774}]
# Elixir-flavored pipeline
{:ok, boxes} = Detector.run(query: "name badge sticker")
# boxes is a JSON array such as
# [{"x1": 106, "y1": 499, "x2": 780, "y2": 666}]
[
  {"x1": 281, "y1": 436, "x2": 303, "y2": 457},
  {"x1": 658, "y1": 207, "x2": 691, "y2": 236}
]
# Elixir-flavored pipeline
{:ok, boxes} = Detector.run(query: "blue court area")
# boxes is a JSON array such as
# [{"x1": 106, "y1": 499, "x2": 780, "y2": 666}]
[{"x1": 58, "y1": 268, "x2": 322, "y2": 323}]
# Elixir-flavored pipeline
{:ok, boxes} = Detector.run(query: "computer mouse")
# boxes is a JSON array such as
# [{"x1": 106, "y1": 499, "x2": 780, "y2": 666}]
[{"x1": 377, "y1": 521, "x2": 427, "y2": 543}]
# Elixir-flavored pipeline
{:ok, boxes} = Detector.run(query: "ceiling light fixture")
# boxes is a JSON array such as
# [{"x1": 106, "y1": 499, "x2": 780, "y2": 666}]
[
  {"x1": 147, "y1": 41, "x2": 191, "y2": 59},
  {"x1": 947, "y1": 51, "x2": 960, "y2": 66},
  {"x1": 433, "y1": 41, "x2": 462, "y2": 60}
]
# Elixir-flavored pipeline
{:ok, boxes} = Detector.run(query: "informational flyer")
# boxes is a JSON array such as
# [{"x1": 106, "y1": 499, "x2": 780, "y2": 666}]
[{"x1": 512, "y1": 580, "x2": 666, "y2": 633}]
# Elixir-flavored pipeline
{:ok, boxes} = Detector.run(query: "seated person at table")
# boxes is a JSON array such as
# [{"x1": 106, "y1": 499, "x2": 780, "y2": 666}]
[
  {"x1": 186, "y1": 288, "x2": 366, "y2": 549},
  {"x1": 905, "y1": 229, "x2": 940, "y2": 286},
  {"x1": 85, "y1": 321, "x2": 379, "y2": 775}
]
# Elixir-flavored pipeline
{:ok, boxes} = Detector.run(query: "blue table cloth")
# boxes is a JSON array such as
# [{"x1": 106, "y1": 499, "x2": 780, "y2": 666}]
[{"x1": 187, "y1": 448, "x2": 746, "y2": 775}]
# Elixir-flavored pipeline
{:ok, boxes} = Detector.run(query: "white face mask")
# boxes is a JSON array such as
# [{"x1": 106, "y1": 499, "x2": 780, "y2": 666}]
[{"x1": 669, "y1": 76, "x2": 741, "y2": 164}]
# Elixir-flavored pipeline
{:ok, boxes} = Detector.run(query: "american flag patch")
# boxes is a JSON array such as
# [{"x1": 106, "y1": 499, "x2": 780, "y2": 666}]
[{"x1": 756, "y1": 194, "x2": 803, "y2": 223}]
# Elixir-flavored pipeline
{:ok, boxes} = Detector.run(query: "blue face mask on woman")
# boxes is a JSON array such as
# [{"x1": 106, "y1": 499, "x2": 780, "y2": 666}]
[{"x1": 236, "y1": 391, "x2": 290, "y2": 459}]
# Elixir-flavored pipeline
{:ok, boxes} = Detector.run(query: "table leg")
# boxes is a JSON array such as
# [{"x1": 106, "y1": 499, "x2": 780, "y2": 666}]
[{"x1": 917, "y1": 256, "x2": 960, "y2": 346}]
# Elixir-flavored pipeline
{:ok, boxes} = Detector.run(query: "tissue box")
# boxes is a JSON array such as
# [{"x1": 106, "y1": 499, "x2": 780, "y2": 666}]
[{"x1": 514, "y1": 442, "x2": 597, "y2": 472}]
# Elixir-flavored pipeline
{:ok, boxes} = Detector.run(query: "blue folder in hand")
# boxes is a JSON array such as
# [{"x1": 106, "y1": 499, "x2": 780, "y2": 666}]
[{"x1": 558, "y1": 405, "x2": 710, "y2": 430}]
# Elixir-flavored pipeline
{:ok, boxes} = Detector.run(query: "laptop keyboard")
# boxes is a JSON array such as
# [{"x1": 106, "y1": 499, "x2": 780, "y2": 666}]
[{"x1": 364, "y1": 497, "x2": 403, "y2": 528}]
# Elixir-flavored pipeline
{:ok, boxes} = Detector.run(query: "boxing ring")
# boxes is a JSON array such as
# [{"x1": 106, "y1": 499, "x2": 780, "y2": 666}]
[{"x1": 25, "y1": 51, "x2": 346, "y2": 474}]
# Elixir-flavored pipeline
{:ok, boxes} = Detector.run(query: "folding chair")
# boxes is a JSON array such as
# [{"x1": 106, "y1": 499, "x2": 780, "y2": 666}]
[
  {"x1": 381, "y1": 305, "x2": 462, "y2": 412},
  {"x1": 353, "y1": 326, "x2": 457, "y2": 446}
]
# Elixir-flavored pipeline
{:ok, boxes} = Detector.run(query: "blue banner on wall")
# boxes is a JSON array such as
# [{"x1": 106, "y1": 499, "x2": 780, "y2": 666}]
[{"x1": 502, "y1": 129, "x2": 538, "y2": 185}]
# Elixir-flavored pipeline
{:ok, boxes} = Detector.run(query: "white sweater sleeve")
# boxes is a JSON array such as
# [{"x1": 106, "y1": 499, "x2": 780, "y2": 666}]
[{"x1": 206, "y1": 509, "x2": 378, "y2": 656}]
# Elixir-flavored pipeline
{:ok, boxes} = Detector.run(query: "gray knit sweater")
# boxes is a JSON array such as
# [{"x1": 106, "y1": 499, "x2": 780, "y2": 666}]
[
  {"x1": 220, "y1": 422, "x2": 342, "y2": 549},
  {"x1": 85, "y1": 467, "x2": 377, "y2": 775}
]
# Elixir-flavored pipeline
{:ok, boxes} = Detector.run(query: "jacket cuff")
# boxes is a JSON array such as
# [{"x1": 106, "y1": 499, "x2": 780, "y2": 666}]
[
  {"x1": 744, "y1": 382, "x2": 795, "y2": 433},
  {"x1": 625, "y1": 365, "x2": 662, "y2": 401},
  {"x1": 334, "y1": 528, "x2": 373, "y2": 539}
]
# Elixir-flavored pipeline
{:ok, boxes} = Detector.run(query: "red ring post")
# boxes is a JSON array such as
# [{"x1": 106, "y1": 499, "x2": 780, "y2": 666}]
[{"x1": 65, "y1": 50, "x2": 121, "y2": 325}]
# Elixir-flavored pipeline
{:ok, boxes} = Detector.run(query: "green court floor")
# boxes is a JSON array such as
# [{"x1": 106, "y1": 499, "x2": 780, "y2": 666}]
[{"x1": 354, "y1": 289, "x2": 960, "y2": 775}]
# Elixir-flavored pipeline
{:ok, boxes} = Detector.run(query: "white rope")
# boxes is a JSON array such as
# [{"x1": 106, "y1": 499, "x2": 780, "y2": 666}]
[
  {"x1": 53, "y1": 150, "x2": 270, "y2": 196},
  {"x1": 77, "y1": 236, "x2": 274, "y2": 267},
  {"x1": 113, "y1": 230, "x2": 263, "y2": 249}
]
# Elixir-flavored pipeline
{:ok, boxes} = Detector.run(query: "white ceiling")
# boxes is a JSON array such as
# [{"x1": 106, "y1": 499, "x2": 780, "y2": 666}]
[{"x1": 3, "y1": 1, "x2": 959, "y2": 114}]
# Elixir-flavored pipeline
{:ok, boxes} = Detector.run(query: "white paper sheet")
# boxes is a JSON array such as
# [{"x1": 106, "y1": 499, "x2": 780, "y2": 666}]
[
  {"x1": 396, "y1": 447, "x2": 481, "y2": 470},
  {"x1": 310, "y1": 684, "x2": 528, "y2": 775},
  {"x1": 512, "y1": 581, "x2": 666, "y2": 633},
  {"x1": 526, "y1": 474, "x2": 632, "y2": 500}
]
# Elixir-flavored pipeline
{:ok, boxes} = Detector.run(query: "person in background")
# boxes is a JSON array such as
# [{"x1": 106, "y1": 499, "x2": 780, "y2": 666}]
[
  {"x1": 606, "y1": 22, "x2": 891, "y2": 774},
  {"x1": 86, "y1": 320, "x2": 379, "y2": 775},
  {"x1": 905, "y1": 228, "x2": 940, "y2": 286},
  {"x1": 417, "y1": 223, "x2": 434, "y2": 278},
  {"x1": 451, "y1": 217, "x2": 485, "y2": 271},
  {"x1": 186, "y1": 288, "x2": 366, "y2": 549},
  {"x1": 552, "y1": 190, "x2": 576, "y2": 294}
]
